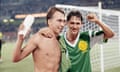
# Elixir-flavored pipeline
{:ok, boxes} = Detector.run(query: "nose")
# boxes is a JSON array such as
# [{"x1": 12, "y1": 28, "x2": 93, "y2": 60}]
[
  {"x1": 61, "y1": 21, "x2": 66, "y2": 27},
  {"x1": 61, "y1": 22, "x2": 65, "y2": 27},
  {"x1": 73, "y1": 24, "x2": 77, "y2": 28}
]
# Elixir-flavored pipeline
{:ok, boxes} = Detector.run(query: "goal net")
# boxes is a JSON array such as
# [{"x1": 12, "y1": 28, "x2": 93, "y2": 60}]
[{"x1": 55, "y1": 4, "x2": 120, "y2": 72}]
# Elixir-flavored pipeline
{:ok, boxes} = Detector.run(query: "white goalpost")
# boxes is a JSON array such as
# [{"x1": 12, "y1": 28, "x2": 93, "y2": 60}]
[
  {"x1": 98, "y1": 2, "x2": 104, "y2": 72},
  {"x1": 56, "y1": 3, "x2": 120, "y2": 72},
  {"x1": 119, "y1": 16, "x2": 120, "y2": 56}
]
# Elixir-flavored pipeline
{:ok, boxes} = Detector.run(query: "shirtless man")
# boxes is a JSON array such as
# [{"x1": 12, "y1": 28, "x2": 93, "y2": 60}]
[{"x1": 12, "y1": 7, "x2": 66, "y2": 72}]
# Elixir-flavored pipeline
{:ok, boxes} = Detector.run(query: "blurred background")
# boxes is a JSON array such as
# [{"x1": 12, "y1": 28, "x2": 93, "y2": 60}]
[
  {"x1": 0, "y1": 0, "x2": 120, "y2": 42},
  {"x1": 0, "y1": 0, "x2": 120, "y2": 72}
]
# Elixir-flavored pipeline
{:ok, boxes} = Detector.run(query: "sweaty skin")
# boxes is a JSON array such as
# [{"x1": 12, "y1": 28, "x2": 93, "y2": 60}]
[
  {"x1": 13, "y1": 8, "x2": 65, "y2": 72},
  {"x1": 13, "y1": 28, "x2": 61, "y2": 72},
  {"x1": 32, "y1": 28, "x2": 61, "y2": 72}
]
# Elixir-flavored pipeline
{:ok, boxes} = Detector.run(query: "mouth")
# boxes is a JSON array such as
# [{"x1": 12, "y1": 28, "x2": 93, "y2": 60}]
[
  {"x1": 72, "y1": 29, "x2": 77, "y2": 32},
  {"x1": 71, "y1": 29, "x2": 79, "y2": 34}
]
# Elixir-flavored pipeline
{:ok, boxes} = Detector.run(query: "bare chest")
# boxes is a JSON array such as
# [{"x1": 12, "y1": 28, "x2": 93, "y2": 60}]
[{"x1": 38, "y1": 38, "x2": 61, "y2": 57}]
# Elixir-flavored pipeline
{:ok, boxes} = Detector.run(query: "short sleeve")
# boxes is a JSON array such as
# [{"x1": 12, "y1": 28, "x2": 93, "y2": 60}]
[{"x1": 89, "y1": 30, "x2": 108, "y2": 48}]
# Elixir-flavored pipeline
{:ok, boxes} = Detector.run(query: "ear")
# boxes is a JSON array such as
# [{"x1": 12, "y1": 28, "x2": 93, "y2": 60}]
[{"x1": 48, "y1": 19, "x2": 52, "y2": 26}]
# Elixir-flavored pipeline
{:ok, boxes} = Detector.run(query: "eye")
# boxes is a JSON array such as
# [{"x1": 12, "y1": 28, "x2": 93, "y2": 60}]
[
  {"x1": 57, "y1": 19, "x2": 62, "y2": 22},
  {"x1": 70, "y1": 22, "x2": 75, "y2": 24},
  {"x1": 76, "y1": 22, "x2": 80, "y2": 25},
  {"x1": 57, "y1": 19, "x2": 65, "y2": 23}
]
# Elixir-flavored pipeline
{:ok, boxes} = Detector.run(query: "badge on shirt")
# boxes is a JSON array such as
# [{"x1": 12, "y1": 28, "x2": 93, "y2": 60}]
[{"x1": 78, "y1": 40, "x2": 88, "y2": 52}]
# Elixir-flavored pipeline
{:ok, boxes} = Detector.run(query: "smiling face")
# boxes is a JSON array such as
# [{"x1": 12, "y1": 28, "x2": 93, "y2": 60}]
[
  {"x1": 48, "y1": 11, "x2": 66, "y2": 36},
  {"x1": 67, "y1": 16, "x2": 83, "y2": 36},
  {"x1": 66, "y1": 11, "x2": 83, "y2": 36}
]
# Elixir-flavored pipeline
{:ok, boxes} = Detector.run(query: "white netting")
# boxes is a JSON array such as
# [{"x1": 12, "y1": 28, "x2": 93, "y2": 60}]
[{"x1": 56, "y1": 4, "x2": 120, "y2": 72}]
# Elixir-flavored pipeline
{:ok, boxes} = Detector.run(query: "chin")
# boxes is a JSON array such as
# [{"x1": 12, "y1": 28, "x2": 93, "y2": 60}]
[
  {"x1": 72, "y1": 31, "x2": 78, "y2": 35},
  {"x1": 56, "y1": 31, "x2": 61, "y2": 35}
]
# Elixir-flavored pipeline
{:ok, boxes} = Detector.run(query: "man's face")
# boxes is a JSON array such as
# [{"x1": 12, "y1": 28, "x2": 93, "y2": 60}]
[
  {"x1": 48, "y1": 11, "x2": 66, "y2": 35},
  {"x1": 67, "y1": 16, "x2": 82, "y2": 35}
]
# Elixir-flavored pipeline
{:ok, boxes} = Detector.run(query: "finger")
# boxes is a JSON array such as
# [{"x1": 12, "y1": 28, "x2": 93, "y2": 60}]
[
  {"x1": 41, "y1": 32, "x2": 53, "y2": 38},
  {"x1": 18, "y1": 34, "x2": 24, "y2": 40},
  {"x1": 47, "y1": 33, "x2": 53, "y2": 38}
]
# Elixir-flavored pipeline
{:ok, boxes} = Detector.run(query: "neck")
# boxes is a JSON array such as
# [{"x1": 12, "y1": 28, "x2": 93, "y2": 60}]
[
  {"x1": 49, "y1": 27, "x2": 59, "y2": 38},
  {"x1": 66, "y1": 31, "x2": 78, "y2": 42}
]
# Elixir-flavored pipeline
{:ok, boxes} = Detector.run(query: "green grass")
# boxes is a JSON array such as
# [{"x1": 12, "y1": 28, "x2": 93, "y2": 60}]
[
  {"x1": 0, "y1": 42, "x2": 34, "y2": 72},
  {"x1": 0, "y1": 42, "x2": 120, "y2": 72},
  {"x1": 105, "y1": 67, "x2": 120, "y2": 72}
]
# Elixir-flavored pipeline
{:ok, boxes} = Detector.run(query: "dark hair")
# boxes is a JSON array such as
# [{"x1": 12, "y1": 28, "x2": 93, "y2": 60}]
[
  {"x1": 46, "y1": 7, "x2": 65, "y2": 24},
  {"x1": 67, "y1": 11, "x2": 83, "y2": 22}
]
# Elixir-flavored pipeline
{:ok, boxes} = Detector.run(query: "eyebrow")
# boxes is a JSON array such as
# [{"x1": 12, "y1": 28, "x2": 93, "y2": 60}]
[{"x1": 70, "y1": 22, "x2": 80, "y2": 24}]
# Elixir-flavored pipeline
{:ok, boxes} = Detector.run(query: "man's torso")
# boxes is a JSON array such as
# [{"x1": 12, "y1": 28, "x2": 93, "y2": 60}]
[{"x1": 32, "y1": 29, "x2": 61, "y2": 72}]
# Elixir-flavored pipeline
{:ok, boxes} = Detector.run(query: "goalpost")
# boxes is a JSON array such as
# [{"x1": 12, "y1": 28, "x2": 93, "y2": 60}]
[
  {"x1": 56, "y1": 3, "x2": 120, "y2": 72},
  {"x1": 98, "y1": 2, "x2": 104, "y2": 72}
]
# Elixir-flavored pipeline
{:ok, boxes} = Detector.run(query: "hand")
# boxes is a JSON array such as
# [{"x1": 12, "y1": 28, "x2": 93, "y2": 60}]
[
  {"x1": 18, "y1": 23, "x2": 31, "y2": 39},
  {"x1": 87, "y1": 13, "x2": 99, "y2": 23},
  {"x1": 40, "y1": 28, "x2": 53, "y2": 38}
]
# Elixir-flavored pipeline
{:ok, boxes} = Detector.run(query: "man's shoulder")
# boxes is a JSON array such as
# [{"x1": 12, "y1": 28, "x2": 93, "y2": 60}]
[
  {"x1": 80, "y1": 31, "x2": 89, "y2": 36},
  {"x1": 38, "y1": 27, "x2": 54, "y2": 38}
]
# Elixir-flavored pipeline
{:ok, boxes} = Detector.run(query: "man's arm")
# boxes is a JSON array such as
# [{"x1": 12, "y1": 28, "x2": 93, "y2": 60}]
[
  {"x1": 12, "y1": 24, "x2": 36, "y2": 62},
  {"x1": 87, "y1": 13, "x2": 115, "y2": 39},
  {"x1": 12, "y1": 34, "x2": 37, "y2": 62}
]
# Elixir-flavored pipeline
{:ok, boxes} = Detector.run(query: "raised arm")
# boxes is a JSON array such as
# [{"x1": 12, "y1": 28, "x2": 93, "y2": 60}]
[
  {"x1": 87, "y1": 13, "x2": 115, "y2": 39},
  {"x1": 12, "y1": 24, "x2": 36, "y2": 62}
]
